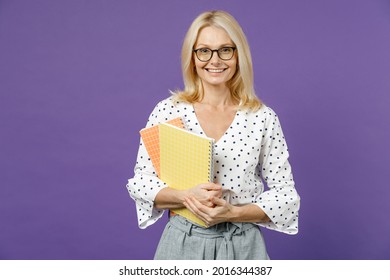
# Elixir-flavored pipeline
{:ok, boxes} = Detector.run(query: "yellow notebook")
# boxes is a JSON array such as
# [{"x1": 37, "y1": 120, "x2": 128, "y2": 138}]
[{"x1": 159, "y1": 122, "x2": 214, "y2": 227}]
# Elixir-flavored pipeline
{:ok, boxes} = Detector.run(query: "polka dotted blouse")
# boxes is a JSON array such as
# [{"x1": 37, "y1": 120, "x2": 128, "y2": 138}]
[{"x1": 126, "y1": 96, "x2": 300, "y2": 234}]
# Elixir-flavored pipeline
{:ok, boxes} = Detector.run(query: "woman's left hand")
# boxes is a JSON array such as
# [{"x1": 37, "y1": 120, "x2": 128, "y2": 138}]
[{"x1": 183, "y1": 196, "x2": 235, "y2": 227}]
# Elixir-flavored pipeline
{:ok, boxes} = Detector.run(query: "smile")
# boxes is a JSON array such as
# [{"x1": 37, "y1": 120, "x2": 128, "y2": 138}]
[{"x1": 205, "y1": 68, "x2": 226, "y2": 73}]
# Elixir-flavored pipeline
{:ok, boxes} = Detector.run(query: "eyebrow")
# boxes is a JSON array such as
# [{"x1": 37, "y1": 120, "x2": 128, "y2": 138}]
[{"x1": 194, "y1": 43, "x2": 235, "y2": 49}]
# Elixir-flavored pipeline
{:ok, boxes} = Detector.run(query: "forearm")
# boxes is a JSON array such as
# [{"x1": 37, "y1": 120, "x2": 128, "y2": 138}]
[
  {"x1": 154, "y1": 187, "x2": 189, "y2": 209},
  {"x1": 229, "y1": 203, "x2": 270, "y2": 223}
]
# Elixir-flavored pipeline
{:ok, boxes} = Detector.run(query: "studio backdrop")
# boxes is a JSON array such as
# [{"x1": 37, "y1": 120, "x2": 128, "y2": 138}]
[{"x1": 0, "y1": 0, "x2": 389, "y2": 259}]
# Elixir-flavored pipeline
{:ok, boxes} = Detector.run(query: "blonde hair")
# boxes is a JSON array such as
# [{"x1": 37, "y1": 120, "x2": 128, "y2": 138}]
[{"x1": 173, "y1": 10, "x2": 262, "y2": 111}]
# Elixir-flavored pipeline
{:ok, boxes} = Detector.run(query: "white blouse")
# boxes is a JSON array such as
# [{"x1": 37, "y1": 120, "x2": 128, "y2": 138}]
[{"x1": 126, "y1": 96, "x2": 300, "y2": 234}]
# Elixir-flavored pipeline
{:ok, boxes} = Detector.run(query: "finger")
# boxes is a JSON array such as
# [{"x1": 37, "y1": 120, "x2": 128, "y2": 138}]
[
  {"x1": 188, "y1": 196, "x2": 213, "y2": 219},
  {"x1": 204, "y1": 183, "x2": 222, "y2": 191},
  {"x1": 205, "y1": 201, "x2": 214, "y2": 207},
  {"x1": 211, "y1": 196, "x2": 226, "y2": 206},
  {"x1": 183, "y1": 199, "x2": 195, "y2": 214},
  {"x1": 184, "y1": 197, "x2": 209, "y2": 224},
  {"x1": 183, "y1": 197, "x2": 200, "y2": 214},
  {"x1": 188, "y1": 196, "x2": 208, "y2": 214},
  {"x1": 208, "y1": 189, "x2": 223, "y2": 198},
  {"x1": 190, "y1": 197, "x2": 221, "y2": 227}
]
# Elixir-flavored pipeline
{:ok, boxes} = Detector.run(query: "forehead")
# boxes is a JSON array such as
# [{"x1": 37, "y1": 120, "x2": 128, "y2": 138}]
[{"x1": 195, "y1": 26, "x2": 233, "y2": 47}]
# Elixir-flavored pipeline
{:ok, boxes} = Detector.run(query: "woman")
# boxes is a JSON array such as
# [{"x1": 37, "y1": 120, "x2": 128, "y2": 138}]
[{"x1": 126, "y1": 10, "x2": 300, "y2": 260}]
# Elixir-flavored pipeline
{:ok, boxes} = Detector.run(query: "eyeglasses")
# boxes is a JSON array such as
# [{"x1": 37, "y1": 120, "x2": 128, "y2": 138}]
[{"x1": 193, "y1": 47, "x2": 236, "y2": 62}]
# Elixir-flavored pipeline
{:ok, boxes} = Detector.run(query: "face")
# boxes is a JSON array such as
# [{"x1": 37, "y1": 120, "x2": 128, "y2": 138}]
[{"x1": 193, "y1": 26, "x2": 237, "y2": 90}]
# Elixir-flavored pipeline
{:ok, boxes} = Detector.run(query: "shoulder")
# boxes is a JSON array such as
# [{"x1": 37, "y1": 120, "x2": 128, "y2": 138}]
[
  {"x1": 241, "y1": 104, "x2": 279, "y2": 120},
  {"x1": 153, "y1": 96, "x2": 175, "y2": 110},
  {"x1": 153, "y1": 95, "x2": 190, "y2": 111},
  {"x1": 146, "y1": 95, "x2": 190, "y2": 127},
  {"x1": 238, "y1": 104, "x2": 285, "y2": 134}
]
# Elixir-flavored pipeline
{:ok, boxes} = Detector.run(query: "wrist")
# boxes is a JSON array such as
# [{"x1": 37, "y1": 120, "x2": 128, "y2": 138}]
[
  {"x1": 228, "y1": 204, "x2": 240, "y2": 222},
  {"x1": 178, "y1": 189, "x2": 190, "y2": 205},
  {"x1": 226, "y1": 204, "x2": 269, "y2": 223}
]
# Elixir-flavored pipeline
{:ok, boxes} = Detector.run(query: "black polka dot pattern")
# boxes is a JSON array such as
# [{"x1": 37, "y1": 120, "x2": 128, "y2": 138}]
[{"x1": 126, "y1": 96, "x2": 300, "y2": 234}]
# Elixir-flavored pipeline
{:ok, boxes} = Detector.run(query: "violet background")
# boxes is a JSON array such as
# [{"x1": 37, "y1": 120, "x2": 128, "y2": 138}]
[{"x1": 1, "y1": 0, "x2": 389, "y2": 260}]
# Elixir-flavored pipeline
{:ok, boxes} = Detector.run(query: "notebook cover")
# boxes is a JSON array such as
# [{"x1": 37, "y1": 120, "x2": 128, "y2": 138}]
[
  {"x1": 139, "y1": 117, "x2": 184, "y2": 177},
  {"x1": 159, "y1": 122, "x2": 214, "y2": 227}
]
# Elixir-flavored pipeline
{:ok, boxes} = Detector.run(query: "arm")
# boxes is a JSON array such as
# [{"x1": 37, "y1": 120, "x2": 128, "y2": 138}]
[
  {"x1": 127, "y1": 98, "x2": 225, "y2": 228},
  {"x1": 230, "y1": 203, "x2": 271, "y2": 223},
  {"x1": 254, "y1": 107, "x2": 300, "y2": 234},
  {"x1": 126, "y1": 99, "x2": 175, "y2": 228},
  {"x1": 183, "y1": 107, "x2": 300, "y2": 232},
  {"x1": 154, "y1": 188, "x2": 188, "y2": 209}
]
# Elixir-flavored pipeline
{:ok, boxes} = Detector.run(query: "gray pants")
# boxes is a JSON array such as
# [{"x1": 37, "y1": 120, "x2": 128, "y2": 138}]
[{"x1": 154, "y1": 215, "x2": 269, "y2": 260}]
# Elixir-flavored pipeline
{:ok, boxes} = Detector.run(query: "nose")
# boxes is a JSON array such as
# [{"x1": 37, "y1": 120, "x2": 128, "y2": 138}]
[{"x1": 209, "y1": 50, "x2": 221, "y2": 63}]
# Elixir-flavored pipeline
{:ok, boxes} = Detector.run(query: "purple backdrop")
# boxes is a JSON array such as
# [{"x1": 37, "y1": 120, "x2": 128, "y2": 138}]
[{"x1": 1, "y1": 0, "x2": 389, "y2": 260}]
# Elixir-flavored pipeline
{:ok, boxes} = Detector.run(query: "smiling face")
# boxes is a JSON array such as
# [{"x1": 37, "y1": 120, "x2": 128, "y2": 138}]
[{"x1": 193, "y1": 26, "x2": 237, "y2": 91}]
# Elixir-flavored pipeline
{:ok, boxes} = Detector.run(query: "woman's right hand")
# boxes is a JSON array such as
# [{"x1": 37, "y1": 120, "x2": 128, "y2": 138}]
[
  {"x1": 186, "y1": 183, "x2": 222, "y2": 207},
  {"x1": 154, "y1": 183, "x2": 222, "y2": 210}
]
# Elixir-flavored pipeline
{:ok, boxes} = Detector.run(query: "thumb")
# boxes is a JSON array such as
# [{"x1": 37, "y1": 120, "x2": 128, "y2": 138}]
[
  {"x1": 211, "y1": 196, "x2": 225, "y2": 206},
  {"x1": 205, "y1": 183, "x2": 222, "y2": 191}
]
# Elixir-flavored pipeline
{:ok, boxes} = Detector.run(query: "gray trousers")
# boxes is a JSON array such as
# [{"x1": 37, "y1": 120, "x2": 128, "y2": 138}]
[{"x1": 154, "y1": 215, "x2": 269, "y2": 260}]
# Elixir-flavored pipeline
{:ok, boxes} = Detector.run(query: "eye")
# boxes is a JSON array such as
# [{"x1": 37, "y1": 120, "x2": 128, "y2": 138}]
[
  {"x1": 199, "y1": 48, "x2": 211, "y2": 54},
  {"x1": 220, "y1": 47, "x2": 232, "y2": 53}
]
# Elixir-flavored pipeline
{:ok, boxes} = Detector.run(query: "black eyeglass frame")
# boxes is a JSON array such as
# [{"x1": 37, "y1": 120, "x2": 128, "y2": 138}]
[{"x1": 193, "y1": 47, "x2": 237, "y2": 62}]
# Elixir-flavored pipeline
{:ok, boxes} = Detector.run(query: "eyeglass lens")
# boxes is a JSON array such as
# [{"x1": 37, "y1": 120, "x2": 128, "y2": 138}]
[{"x1": 195, "y1": 47, "x2": 235, "y2": 62}]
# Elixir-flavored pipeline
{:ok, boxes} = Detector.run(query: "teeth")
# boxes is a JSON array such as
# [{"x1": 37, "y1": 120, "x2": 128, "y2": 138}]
[{"x1": 207, "y1": 69, "x2": 225, "y2": 73}]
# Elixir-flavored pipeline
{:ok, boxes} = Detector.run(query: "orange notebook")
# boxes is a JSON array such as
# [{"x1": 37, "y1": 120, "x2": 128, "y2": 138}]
[{"x1": 139, "y1": 117, "x2": 184, "y2": 177}]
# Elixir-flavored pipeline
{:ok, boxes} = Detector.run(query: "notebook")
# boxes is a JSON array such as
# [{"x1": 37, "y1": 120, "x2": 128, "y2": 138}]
[
  {"x1": 159, "y1": 122, "x2": 214, "y2": 227},
  {"x1": 139, "y1": 117, "x2": 185, "y2": 177}
]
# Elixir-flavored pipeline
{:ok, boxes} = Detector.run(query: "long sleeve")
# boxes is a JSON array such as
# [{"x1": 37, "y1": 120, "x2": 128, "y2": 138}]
[
  {"x1": 126, "y1": 99, "x2": 175, "y2": 229},
  {"x1": 126, "y1": 98, "x2": 300, "y2": 233},
  {"x1": 254, "y1": 107, "x2": 300, "y2": 234}
]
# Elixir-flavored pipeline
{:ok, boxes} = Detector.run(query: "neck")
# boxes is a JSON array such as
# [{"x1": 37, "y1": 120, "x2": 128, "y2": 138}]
[{"x1": 200, "y1": 84, "x2": 234, "y2": 108}]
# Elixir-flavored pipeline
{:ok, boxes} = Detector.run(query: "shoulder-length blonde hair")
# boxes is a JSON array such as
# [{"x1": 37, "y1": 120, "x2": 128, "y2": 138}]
[{"x1": 173, "y1": 10, "x2": 262, "y2": 111}]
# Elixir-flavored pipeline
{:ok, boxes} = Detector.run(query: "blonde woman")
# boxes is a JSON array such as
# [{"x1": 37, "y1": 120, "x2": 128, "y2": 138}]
[{"x1": 126, "y1": 10, "x2": 300, "y2": 260}]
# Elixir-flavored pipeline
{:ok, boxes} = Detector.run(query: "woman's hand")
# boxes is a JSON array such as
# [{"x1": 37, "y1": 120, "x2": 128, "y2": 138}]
[
  {"x1": 183, "y1": 196, "x2": 271, "y2": 227},
  {"x1": 154, "y1": 183, "x2": 222, "y2": 209},
  {"x1": 186, "y1": 183, "x2": 222, "y2": 207},
  {"x1": 183, "y1": 196, "x2": 234, "y2": 227}
]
